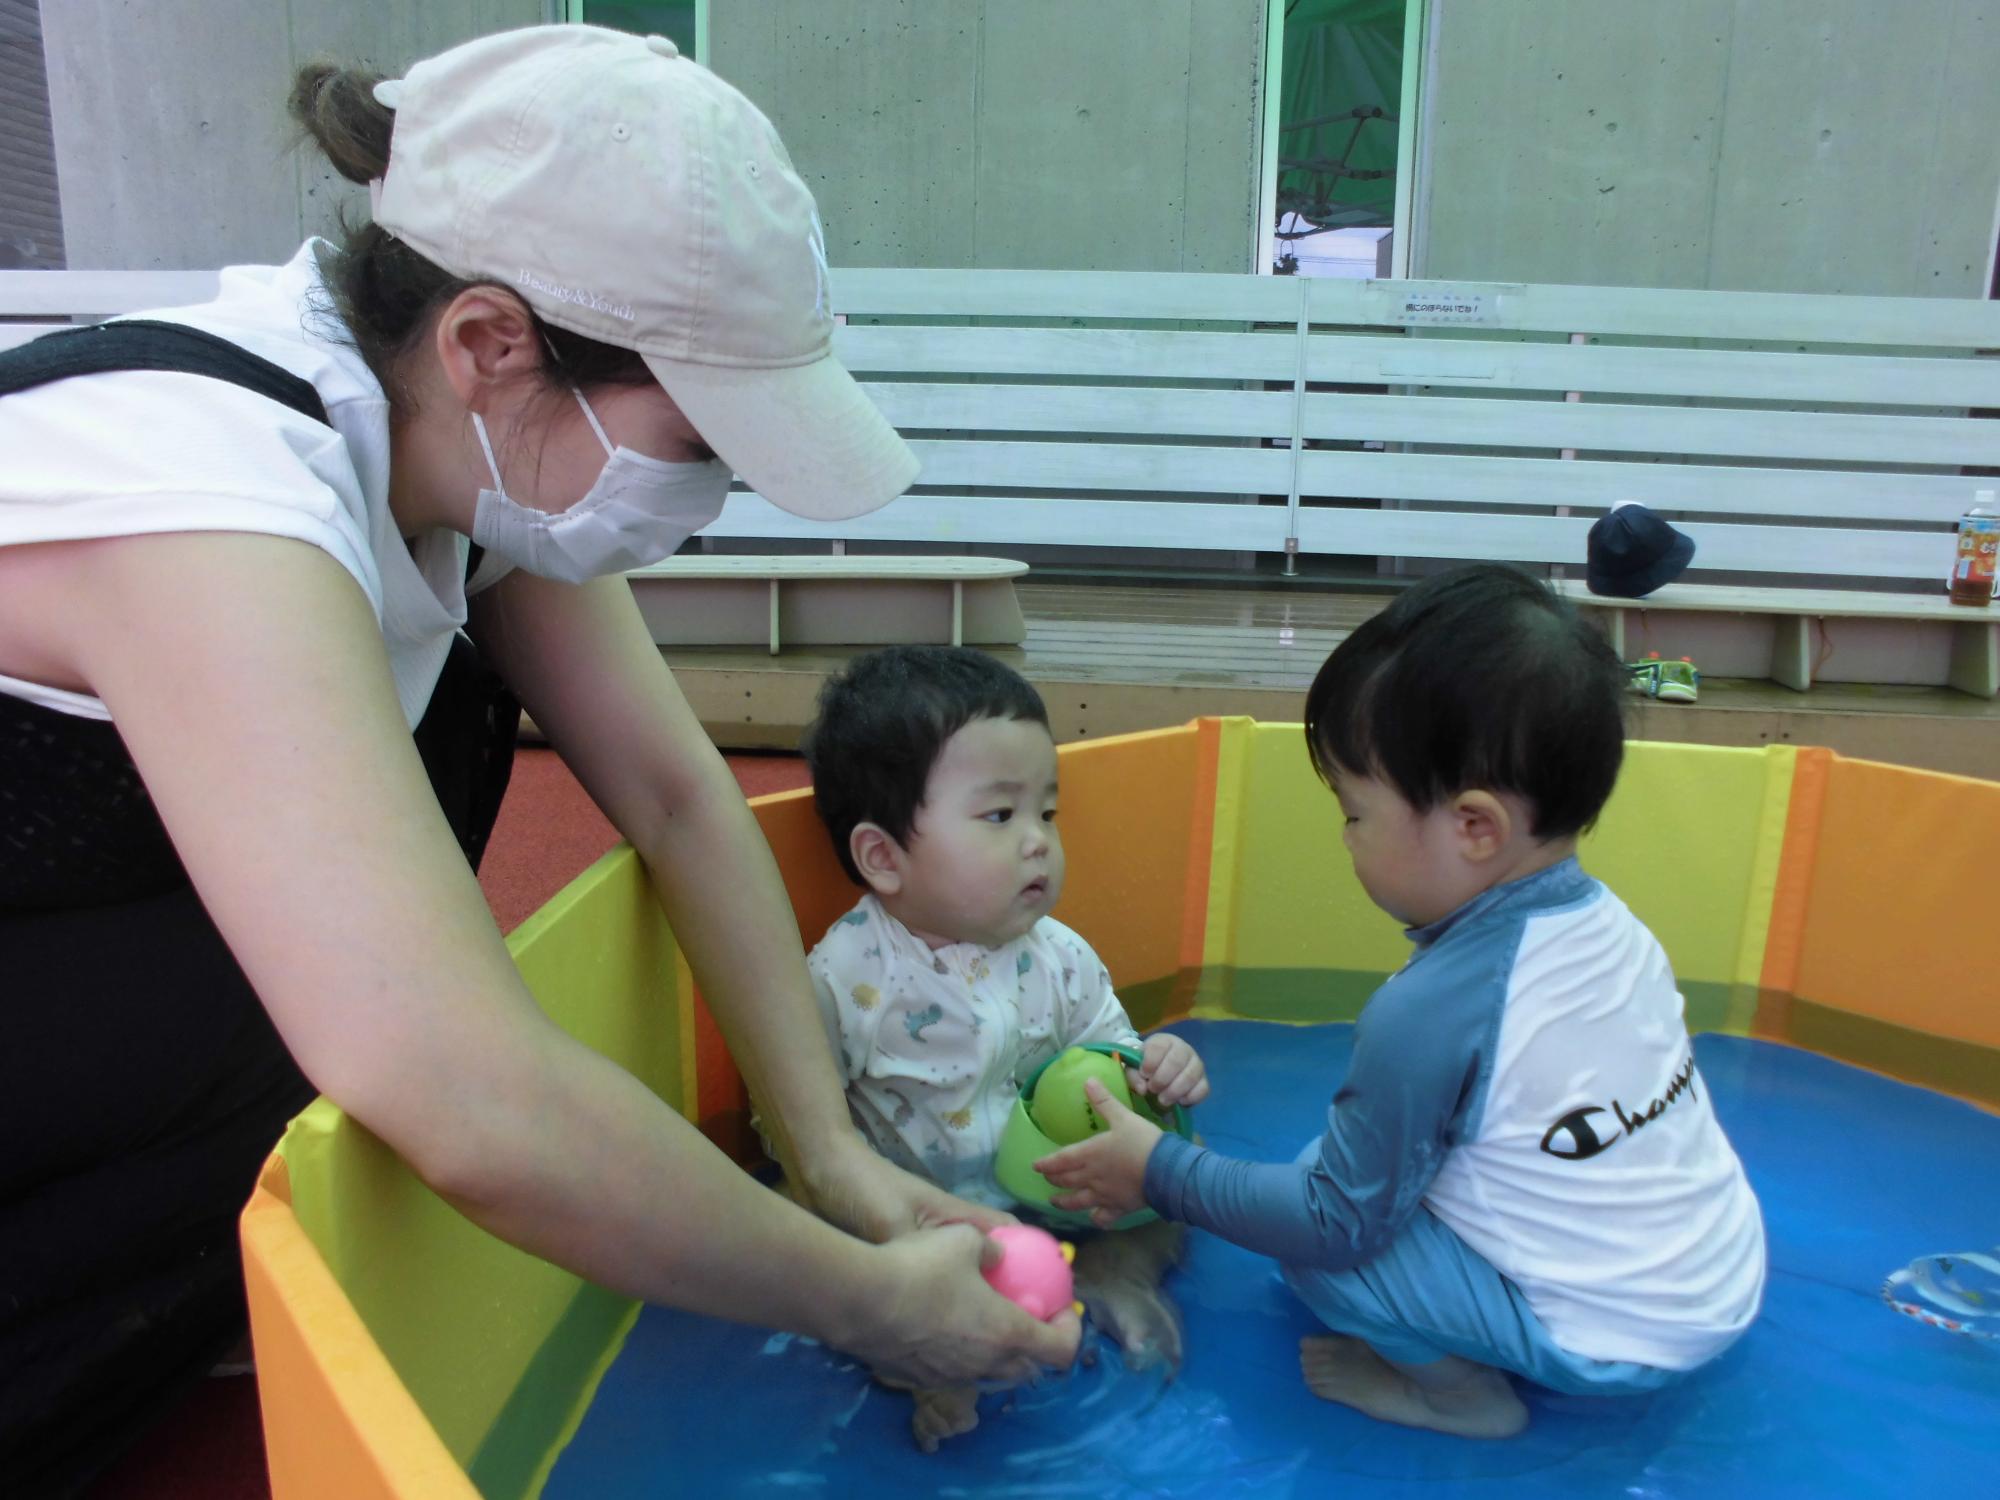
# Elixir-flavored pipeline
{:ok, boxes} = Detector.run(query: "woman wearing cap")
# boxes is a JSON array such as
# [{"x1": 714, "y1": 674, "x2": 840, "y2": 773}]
[{"x1": 0, "y1": 26, "x2": 1075, "y2": 1490}]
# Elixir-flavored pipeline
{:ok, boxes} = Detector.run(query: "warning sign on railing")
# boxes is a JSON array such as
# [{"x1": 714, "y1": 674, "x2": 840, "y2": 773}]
[{"x1": 1395, "y1": 288, "x2": 1493, "y2": 325}]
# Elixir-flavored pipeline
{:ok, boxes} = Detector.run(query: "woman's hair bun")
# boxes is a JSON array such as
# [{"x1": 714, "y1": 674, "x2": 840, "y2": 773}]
[{"x1": 288, "y1": 63, "x2": 393, "y2": 186}]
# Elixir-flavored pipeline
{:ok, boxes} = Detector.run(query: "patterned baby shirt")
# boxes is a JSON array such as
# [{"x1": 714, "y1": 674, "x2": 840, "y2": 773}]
[{"x1": 808, "y1": 892, "x2": 1141, "y2": 1207}]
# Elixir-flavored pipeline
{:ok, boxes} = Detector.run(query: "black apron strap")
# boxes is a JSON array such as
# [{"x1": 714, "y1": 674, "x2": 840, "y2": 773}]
[
  {"x1": 0, "y1": 319, "x2": 331, "y2": 424},
  {"x1": 412, "y1": 633, "x2": 520, "y2": 873}
]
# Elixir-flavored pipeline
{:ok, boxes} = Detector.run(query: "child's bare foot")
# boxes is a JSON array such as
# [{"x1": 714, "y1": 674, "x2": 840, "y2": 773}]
[
  {"x1": 1299, "y1": 1336, "x2": 1528, "y2": 1439},
  {"x1": 1074, "y1": 1221, "x2": 1185, "y2": 1370},
  {"x1": 909, "y1": 1385, "x2": 981, "y2": 1452},
  {"x1": 1078, "y1": 1274, "x2": 1184, "y2": 1370}
]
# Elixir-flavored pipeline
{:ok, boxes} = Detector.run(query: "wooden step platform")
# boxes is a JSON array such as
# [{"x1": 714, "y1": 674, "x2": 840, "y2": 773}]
[{"x1": 656, "y1": 580, "x2": 2000, "y2": 780}]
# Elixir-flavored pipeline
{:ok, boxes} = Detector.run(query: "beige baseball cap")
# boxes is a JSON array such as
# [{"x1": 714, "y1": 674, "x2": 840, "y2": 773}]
[{"x1": 368, "y1": 24, "x2": 916, "y2": 521}]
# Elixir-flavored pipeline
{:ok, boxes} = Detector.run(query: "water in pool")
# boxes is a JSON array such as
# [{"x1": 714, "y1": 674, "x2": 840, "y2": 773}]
[{"x1": 545, "y1": 1019, "x2": 2000, "y2": 1499}]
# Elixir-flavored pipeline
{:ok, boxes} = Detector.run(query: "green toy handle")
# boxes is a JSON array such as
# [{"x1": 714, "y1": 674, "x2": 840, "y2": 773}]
[{"x1": 1019, "y1": 1040, "x2": 1196, "y2": 1141}]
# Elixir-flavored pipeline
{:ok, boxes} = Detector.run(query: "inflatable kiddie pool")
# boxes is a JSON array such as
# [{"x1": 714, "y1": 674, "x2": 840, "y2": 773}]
[{"x1": 240, "y1": 719, "x2": 2000, "y2": 1499}]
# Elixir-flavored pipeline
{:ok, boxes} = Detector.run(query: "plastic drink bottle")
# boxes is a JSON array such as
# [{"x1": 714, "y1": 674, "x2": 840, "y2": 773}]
[{"x1": 1949, "y1": 488, "x2": 1998, "y2": 606}]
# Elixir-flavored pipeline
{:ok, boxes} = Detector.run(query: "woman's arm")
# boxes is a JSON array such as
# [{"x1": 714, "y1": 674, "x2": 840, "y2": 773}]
[
  {"x1": 15, "y1": 531, "x2": 1070, "y2": 1383},
  {"x1": 468, "y1": 567, "x2": 1014, "y2": 1240}
]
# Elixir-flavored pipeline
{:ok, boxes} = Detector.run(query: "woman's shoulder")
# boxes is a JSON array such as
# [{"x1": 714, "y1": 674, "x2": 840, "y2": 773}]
[
  {"x1": 0, "y1": 371, "x2": 376, "y2": 577},
  {"x1": 0, "y1": 243, "x2": 394, "y2": 592},
  {"x1": 140, "y1": 240, "x2": 385, "y2": 415}
]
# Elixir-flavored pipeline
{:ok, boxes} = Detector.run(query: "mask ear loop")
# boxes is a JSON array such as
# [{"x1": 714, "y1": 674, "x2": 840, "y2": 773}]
[
  {"x1": 540, "y1": 326, "x2": 619, "y2": 460},
  {"x1": 471, "y1": 413, "x2": 509, "y2": 495},
  {"x1": 571, "y1": 387, "x2": 617, "y2": 458}
]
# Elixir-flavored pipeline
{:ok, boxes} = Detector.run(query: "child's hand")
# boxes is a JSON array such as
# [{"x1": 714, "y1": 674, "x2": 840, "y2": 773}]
[
  {"x1": 1034, "y1": 1078, "x2": 1163, "y2": 1227},
  {"x1": 1130, "y1": 1034, "x2": 1209, "y2": 1109}
]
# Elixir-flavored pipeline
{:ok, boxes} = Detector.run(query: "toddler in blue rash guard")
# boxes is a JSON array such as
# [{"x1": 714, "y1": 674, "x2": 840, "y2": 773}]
[{"x1": 1037, "y1": 564, "x2": 1765, "y2": 1438}]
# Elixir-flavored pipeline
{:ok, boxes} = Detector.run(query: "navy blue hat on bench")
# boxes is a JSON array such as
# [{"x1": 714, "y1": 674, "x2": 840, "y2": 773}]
[{"x1": 1586, "y1": 502, "x2": 1696, "y2": 598}]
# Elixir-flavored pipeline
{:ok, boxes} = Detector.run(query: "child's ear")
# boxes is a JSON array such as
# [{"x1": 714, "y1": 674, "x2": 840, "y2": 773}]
[
  {"x1": 1450, "y1": 791, "x2": 1512, "y2": 862},
  {"x1": 849, "y1": 822, "x2": 905, "y2": 896}
]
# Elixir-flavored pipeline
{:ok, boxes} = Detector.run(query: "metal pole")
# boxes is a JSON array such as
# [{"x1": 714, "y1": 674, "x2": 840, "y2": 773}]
[{"x1": 1284, "y1": 279, "x2": 1310, "y2": 576}]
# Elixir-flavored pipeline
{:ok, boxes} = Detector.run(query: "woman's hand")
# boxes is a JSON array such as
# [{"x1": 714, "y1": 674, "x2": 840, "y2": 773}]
[
  {"x1": 797, "y1": 1136, "x2": 1016, "y2": 1240},
  {"x1": 836, "y1": 1224, "x2": 1081, "y2": 1389},
  {"x1": 1034, "y1": 1078, "x2": 1162, "y2": 1228}
]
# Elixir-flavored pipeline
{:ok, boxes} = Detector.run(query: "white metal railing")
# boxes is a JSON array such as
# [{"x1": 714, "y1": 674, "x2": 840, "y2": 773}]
[{"x1": 7, "y1": 266, "x2": 2000, "y2": 586}]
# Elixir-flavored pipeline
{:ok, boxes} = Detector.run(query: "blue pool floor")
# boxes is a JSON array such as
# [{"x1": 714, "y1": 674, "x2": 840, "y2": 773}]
[{"x1": 546, "y1": 1021, "x2": 2000, "y2": 1499}]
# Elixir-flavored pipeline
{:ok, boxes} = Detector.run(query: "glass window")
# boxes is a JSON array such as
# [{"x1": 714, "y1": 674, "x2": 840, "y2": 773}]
[
  {"x1": 568, "y1": 1, "x2": 704, "y2": 63},
  {"x1": 1270, "y1": 0, "x2": 1410, "y2": 278}
]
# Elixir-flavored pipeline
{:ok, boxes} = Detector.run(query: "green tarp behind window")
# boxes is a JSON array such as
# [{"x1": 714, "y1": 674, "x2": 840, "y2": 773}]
[
  {"x1": 1280, "y1": 0, "x2": 1404, "y2": 228},
  {"x1": 579, "y1": 2, "x2": 698, "y2": 55}
]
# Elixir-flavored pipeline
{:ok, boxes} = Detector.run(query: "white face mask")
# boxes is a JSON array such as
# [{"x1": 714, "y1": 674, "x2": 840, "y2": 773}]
[{"x1": 469, "y1": 389, "x2": 731, "y2": 584}]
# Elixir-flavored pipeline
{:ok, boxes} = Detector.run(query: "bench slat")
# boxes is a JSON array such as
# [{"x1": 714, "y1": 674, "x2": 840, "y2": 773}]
[
  {"x1": 834, "y1": 267, "x2": 1303, "y2": 323},
  {"x1": 862, "y1": 381, "x2": 1296, "y2": 439},
  {"x1": 1305, "y1": 332, "x2": 2000, "y2": 407},
  {"x1": 1290, "y1": 448, "x2": 1972, "y2": 523},
  {"x1": 1298, "y1": 391, "x2": 1998, "y2": 467},
  {"x1": 835, "y1": 324, "x2": 1299, "y2": 381},
  {"x1": 910, "y1": 438, "x2": 1290, "y2": 496},
  {"x1": 1306, "y1": 276, "x2": 2000, "y2": 350}
]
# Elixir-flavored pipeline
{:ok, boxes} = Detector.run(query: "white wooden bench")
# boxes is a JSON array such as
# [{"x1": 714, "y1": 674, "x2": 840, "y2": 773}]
[
  {"x1": 627, "y1": 555, "x2": 1026, "y2": 654},
  {"x1": 8, "y1": 266, "x2": 2000, "y2": 694},
  {"x1": 1551, "y1": 579, "x2": 1998, "y2": 698}
]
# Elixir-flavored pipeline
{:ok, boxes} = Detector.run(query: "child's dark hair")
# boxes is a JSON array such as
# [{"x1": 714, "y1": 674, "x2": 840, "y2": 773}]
[
  {"x1": 1305, "y1": 564, "x2": 1628, "y2": 838},
  {"x1": 803, "y1": 646, "x2": 1051, "y2": 886}
]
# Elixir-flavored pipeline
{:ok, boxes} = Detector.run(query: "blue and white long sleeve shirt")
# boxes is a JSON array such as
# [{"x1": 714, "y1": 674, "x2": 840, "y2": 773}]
[{"x1": 1144, "y1": 859, "x2": 1765, "y2": 1369}]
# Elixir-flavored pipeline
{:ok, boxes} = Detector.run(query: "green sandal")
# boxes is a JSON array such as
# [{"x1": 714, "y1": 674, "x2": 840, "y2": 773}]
[{"x1": 1628, "y1": 653, "x2": 1700, "y2": 703}]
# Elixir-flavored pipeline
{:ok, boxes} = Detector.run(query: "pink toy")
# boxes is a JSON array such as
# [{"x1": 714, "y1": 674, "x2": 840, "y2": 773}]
[{"x1": 981, "y1": 1225, "x2": 1077, "y2": 1322}]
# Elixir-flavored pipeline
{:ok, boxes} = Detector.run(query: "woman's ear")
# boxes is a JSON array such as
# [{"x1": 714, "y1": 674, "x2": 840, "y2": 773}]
[
  {"x1": 1450, "y1": 790, "x2": 1513, "y2": 863},
  {"x1": 849, "y1": 822, "x2": 906, "y2": 897},
  {"x1": 433, "y1": 287, "x2": 543, "y2": 411}
]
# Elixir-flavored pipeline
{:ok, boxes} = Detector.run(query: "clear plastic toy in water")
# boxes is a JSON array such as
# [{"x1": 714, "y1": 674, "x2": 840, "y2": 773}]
[{"x1": 1882, "y1": 1249, "x2": 2000, "y2": 1339}]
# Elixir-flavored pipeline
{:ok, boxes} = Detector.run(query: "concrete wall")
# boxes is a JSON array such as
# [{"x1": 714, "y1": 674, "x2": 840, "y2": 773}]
[
  {"x1": 1416, "y1": 0, "x2": 2000, "y2": 297},
  {"x1": 41, "y1": 0, "x2": 543, "y2": 269},
  {"x1": 710, "y1": 0, "x2": 1266, "y2": 271}
]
